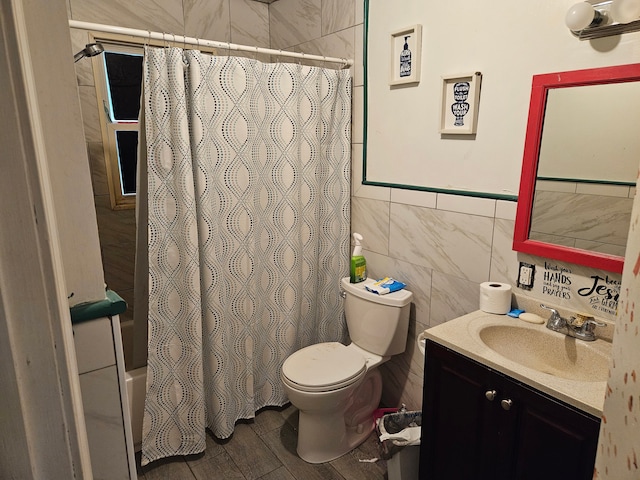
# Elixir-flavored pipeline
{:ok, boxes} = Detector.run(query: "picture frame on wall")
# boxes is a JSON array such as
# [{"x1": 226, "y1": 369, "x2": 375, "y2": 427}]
[
  {"x1": 440, "y1": 72, "x2": 483, "y2": 134},
  {"x1": 389, "y1": 25, "x2": 422, "y2": 86}
]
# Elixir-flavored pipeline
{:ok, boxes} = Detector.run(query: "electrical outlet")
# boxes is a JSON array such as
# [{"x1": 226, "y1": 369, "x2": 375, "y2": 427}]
[{"x1": 517, "y1": 262, "x2": 535, "y2": 290}]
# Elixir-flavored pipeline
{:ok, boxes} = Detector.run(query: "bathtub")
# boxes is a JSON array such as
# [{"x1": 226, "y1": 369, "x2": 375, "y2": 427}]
[
  {"x1": 122, "y1": 316, "x2": 146, "y2": 451},
  {"x1": 125, "y1": 366, "x2": 146, "y2": 452}
]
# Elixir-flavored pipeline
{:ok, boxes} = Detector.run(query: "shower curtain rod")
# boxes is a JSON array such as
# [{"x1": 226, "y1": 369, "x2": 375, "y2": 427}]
[{"x1": 68, "y1": 20, "x2": 353, "y2": 67}]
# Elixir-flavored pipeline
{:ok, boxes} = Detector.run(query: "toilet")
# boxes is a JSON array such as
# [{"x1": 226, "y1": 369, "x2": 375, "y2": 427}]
[{"x1": 281, "y1": 276, "x2": 413, "y2": 464}]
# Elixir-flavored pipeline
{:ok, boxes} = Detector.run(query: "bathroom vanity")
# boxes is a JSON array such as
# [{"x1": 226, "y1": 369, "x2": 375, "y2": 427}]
[{"x1": 419, "y1": 310, "x2": 609, "y2": 480}]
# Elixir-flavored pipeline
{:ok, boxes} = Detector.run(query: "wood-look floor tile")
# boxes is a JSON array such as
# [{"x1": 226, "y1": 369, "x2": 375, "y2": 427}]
[
  {"x1": 250, "y1": 405, "x2": 290, "y2": 436},
  {"x1": 189, "y1": 449, "x2": 245, "y2": 480},
  {"x1": 184, "y1": 429, "x2": 227, "y2": 467},
  {"x1": 223, "y1": 422, "x2": 282, "y2": 480},
  {"x1": 142, "y1": 456, "x2": 195, "y2": 480},
  {"x1": 260, "y1": 421, "x2": 345, "y2": 480},
  {"x1": 329, "y1": 433, "x2": 387, "y2": 480},
  {"x1": 257, "y1": 465, "x2": 297, "y2": 480}
]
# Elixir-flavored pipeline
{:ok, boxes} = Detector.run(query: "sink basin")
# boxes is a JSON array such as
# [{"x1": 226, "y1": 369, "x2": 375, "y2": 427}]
[{"x1": 478, "y1": 325, "x2": 610, "y2": 382}]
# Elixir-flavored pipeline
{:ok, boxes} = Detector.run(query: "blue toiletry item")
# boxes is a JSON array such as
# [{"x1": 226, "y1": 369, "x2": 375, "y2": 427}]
[
  {"x1": 365, "y1": 277, "x2": 406, "y2": 295},
  {"x1": 507, "y1": 308, "x2": 525, "y2": 318}
]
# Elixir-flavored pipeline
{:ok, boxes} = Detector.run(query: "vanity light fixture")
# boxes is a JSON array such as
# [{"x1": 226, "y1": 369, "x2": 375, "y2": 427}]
[{"x1": 565, "y1": 0, "x2": 640, "y2": 39}]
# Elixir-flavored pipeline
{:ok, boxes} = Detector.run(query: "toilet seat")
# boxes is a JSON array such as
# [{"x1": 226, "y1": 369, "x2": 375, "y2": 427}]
[{"x1": 282, "y1": 342, "x2": 367, "y2": 392}]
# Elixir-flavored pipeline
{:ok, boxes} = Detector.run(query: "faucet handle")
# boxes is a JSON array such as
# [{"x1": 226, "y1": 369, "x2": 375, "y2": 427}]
[
  {"x1": 582, "y1": 318, "x2": 606, "y2": 332},
  {"x1": 540, "y1": 304, "x2": 560, "y2": 319}
]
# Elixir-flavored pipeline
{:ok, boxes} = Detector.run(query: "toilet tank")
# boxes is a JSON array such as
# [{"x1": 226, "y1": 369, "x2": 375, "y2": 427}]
[{"x1": 341, "y1": 277, "x2": 413, "y2": 356}]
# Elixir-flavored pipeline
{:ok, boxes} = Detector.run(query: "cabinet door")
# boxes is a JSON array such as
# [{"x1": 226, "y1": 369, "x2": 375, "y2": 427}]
[
  {"x1": 421, "y1": 341, "x2": 600, "y2": 480},
  {"x1": 507, "y1": 379, "x2": 600, "y2": 480},
  {"x1": 421, "y1": 341, "x2": 497, "y2": 480}
]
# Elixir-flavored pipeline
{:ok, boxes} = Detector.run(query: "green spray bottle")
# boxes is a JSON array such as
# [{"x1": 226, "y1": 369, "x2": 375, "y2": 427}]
[{"x1": 350, "y1": 233, "x2": 367, "y2": 283}]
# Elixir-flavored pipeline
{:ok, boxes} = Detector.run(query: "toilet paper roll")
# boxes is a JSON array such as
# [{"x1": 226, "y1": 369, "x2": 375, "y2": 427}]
[{"x1": 479, "y1": 282, "x2": 512, "y2": 314}]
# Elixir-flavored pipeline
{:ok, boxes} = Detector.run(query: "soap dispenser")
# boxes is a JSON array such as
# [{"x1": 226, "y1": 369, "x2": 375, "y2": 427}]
[{"x1": 350, "y1": 233, "x2": 367, "y2": 283}]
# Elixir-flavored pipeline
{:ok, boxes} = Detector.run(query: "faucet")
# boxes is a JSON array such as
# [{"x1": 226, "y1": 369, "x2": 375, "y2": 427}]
[{"x1": 540, "y1": 304, "x2": 605, "y2": 342}]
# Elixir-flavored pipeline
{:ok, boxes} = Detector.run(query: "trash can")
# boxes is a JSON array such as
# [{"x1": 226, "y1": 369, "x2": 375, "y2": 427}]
[{"x1": 377, "y1": 409, "x2": 421, "y2": 480}]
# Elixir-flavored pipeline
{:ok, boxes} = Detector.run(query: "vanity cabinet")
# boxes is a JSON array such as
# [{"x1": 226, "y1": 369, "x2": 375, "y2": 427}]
[{"x1": 420, "y1": 340, "x2": 600, "y2": 480}]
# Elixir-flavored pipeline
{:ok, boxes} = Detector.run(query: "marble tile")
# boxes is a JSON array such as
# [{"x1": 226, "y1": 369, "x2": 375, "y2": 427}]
[
  {"x1": 80, "y1": 366, "x2": 130, "y2": 479},
  {"x1": 101, "y1": 242, "x2": 136, "y2": 292},
  {"x1": 489, "y1": 218, "x2": 519, "y2": 285},
  {"x1": 70, "y1": 29, "x2": 96, "y2": 86},
  {"x1": 184, "y1": 0, "x2": 231, "y2": 42},
  {"x1": 78, "y1": 85, "x2": 102, "y2": 143},
  {"x1": 528, "y1": 231, "x2": 576, "y2": 247},
  {"x1": 436, "y1": 193, "x2": 496, "y2": 217},
  {"x1": 269, "y1": 0, "x2": 321, "y2": 50},
  {"x1": 354, "y1": 23, "x2": 364, "y2": 87},
  {"x1": 69, "y1": 0, "x2": 183, "y2": 34},
  {"x1": 495, "y1": 200, "x2": 517, "y2": 220},
  {"x1": 391, "y1": 189, "x2": 437, "y2": 209},
  {"x1": 87, "y1": 142, "x2": 110, "y2": 196},
  {"x1": 531, "y1": 191, "x2": 631, "y2": 247},
  {"x1": 362, "y1": 250, "x2": 432, "y2": 330},
  {"x1": 573, "y1": 239, "x2": 626, "y2": 257},
  {"x1": 380, "y1": 358, "x2": 423, "y2": 411},
  {"x1": 429, "y1": 270, "x2": 480, "y2": 326},
  {"x1": 575, "y1": 182, "x2": 630, "y2": 198},
  {"x1": 355, "y1": 0, "x2": 365, "y2": 25},
  {"x1": 352, "y1": 84, "x2": 363, "y2": 144},
  {"x1": 293, "y1": 28, "x2": 355, "y2": 71},
  {"x1": 94, "y1": 195, "x2": 137, "y2": 246},
  {"x1": 536, "y1": 179, "x2": 577, "y2": 193},
  {"x1": 230, "y1": 0, "x2": 270, "y2": 48},
  {"x1": 389, "y1": 203, "x2": 494, "y2": 283},
  {"x1": 351, "y1": 197, "x2": 390, "y2": 255},
  {"x1": 322, "y1": 0, "x2": 355, "y2": 36}
]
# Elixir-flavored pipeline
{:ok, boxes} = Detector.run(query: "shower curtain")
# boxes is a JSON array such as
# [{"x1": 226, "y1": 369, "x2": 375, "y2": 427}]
[{"x1": 139, "y1": 47, "x2": 351, "y2": 465}]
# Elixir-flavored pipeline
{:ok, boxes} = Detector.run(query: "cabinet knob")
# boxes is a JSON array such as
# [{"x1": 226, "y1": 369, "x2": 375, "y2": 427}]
[
  {"x1": 485, "y1": 390, "x2": 497, "y2": 401},
  {"x1": 501, "y1": 399, "x2": 513, "y2": 411}
]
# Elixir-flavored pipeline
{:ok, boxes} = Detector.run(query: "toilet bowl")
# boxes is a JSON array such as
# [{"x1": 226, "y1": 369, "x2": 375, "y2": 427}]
[{"x1": 281, "y1": 277, "x2": 413, "y2": 463}]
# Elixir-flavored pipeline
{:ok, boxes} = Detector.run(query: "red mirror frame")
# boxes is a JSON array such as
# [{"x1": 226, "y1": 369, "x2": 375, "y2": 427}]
[{"x1": 513, "y1": 63, "x2": 640, "y2": 275}]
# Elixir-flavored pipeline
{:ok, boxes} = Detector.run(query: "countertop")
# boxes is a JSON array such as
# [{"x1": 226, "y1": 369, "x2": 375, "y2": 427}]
[{"x1": 423, "y1": 310, "x2": 611, "y2": 417}]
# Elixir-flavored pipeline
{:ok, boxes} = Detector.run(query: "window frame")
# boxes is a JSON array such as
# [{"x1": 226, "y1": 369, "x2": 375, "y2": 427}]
[{"x1": 90, "y1": 32, "x2": 218, "y2": 210}]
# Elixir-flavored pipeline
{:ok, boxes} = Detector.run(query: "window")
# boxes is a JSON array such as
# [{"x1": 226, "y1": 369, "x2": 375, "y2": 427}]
[
  {"x1": 92, "y1": 34, "x2": 218, "y2": 209},
  {"x1": 94, "y1": 41, "x2": 143, "y2": 209}
]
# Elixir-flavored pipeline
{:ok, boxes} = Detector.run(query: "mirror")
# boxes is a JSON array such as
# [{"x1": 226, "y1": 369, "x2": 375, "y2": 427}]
[{"x1": 513, "y1": 63, "x2": 640, "y2": 274}]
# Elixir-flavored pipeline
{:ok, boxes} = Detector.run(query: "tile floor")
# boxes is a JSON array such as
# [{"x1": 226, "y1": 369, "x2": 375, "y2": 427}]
[{"x1": 138, "y1": 404, "x2": 389, "y2": 480}]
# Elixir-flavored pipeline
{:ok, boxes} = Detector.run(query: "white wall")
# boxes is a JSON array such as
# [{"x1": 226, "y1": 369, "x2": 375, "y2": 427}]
[
  {"x1": 366, "y1": 0, "x2": 640, "y2": 195},
  {"x1": 24, "y1": 0, "x2": 105, "y2": 306}
]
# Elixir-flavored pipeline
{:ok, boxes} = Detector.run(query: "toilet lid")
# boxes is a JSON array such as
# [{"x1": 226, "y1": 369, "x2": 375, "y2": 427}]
[{"x1": 282, "y1": 342, "x2": 367, "y2": 392}]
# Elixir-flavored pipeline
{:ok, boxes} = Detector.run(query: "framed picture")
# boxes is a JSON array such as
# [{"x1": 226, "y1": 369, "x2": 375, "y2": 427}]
[
  {"x1": 389, "y1": 25, "x2": 422, "y2": 86},
  {"x1": 440, "y1": 72, "x2": 483, "y2": 134}
]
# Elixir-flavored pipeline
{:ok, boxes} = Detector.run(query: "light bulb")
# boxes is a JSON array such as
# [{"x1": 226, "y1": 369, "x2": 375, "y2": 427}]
[
  {"x1": 565, "y1": 2, "x2": 597, "y2": 30},
  {"x1": 610, "y1": 0, "x2": 640, "y2": 23}
]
